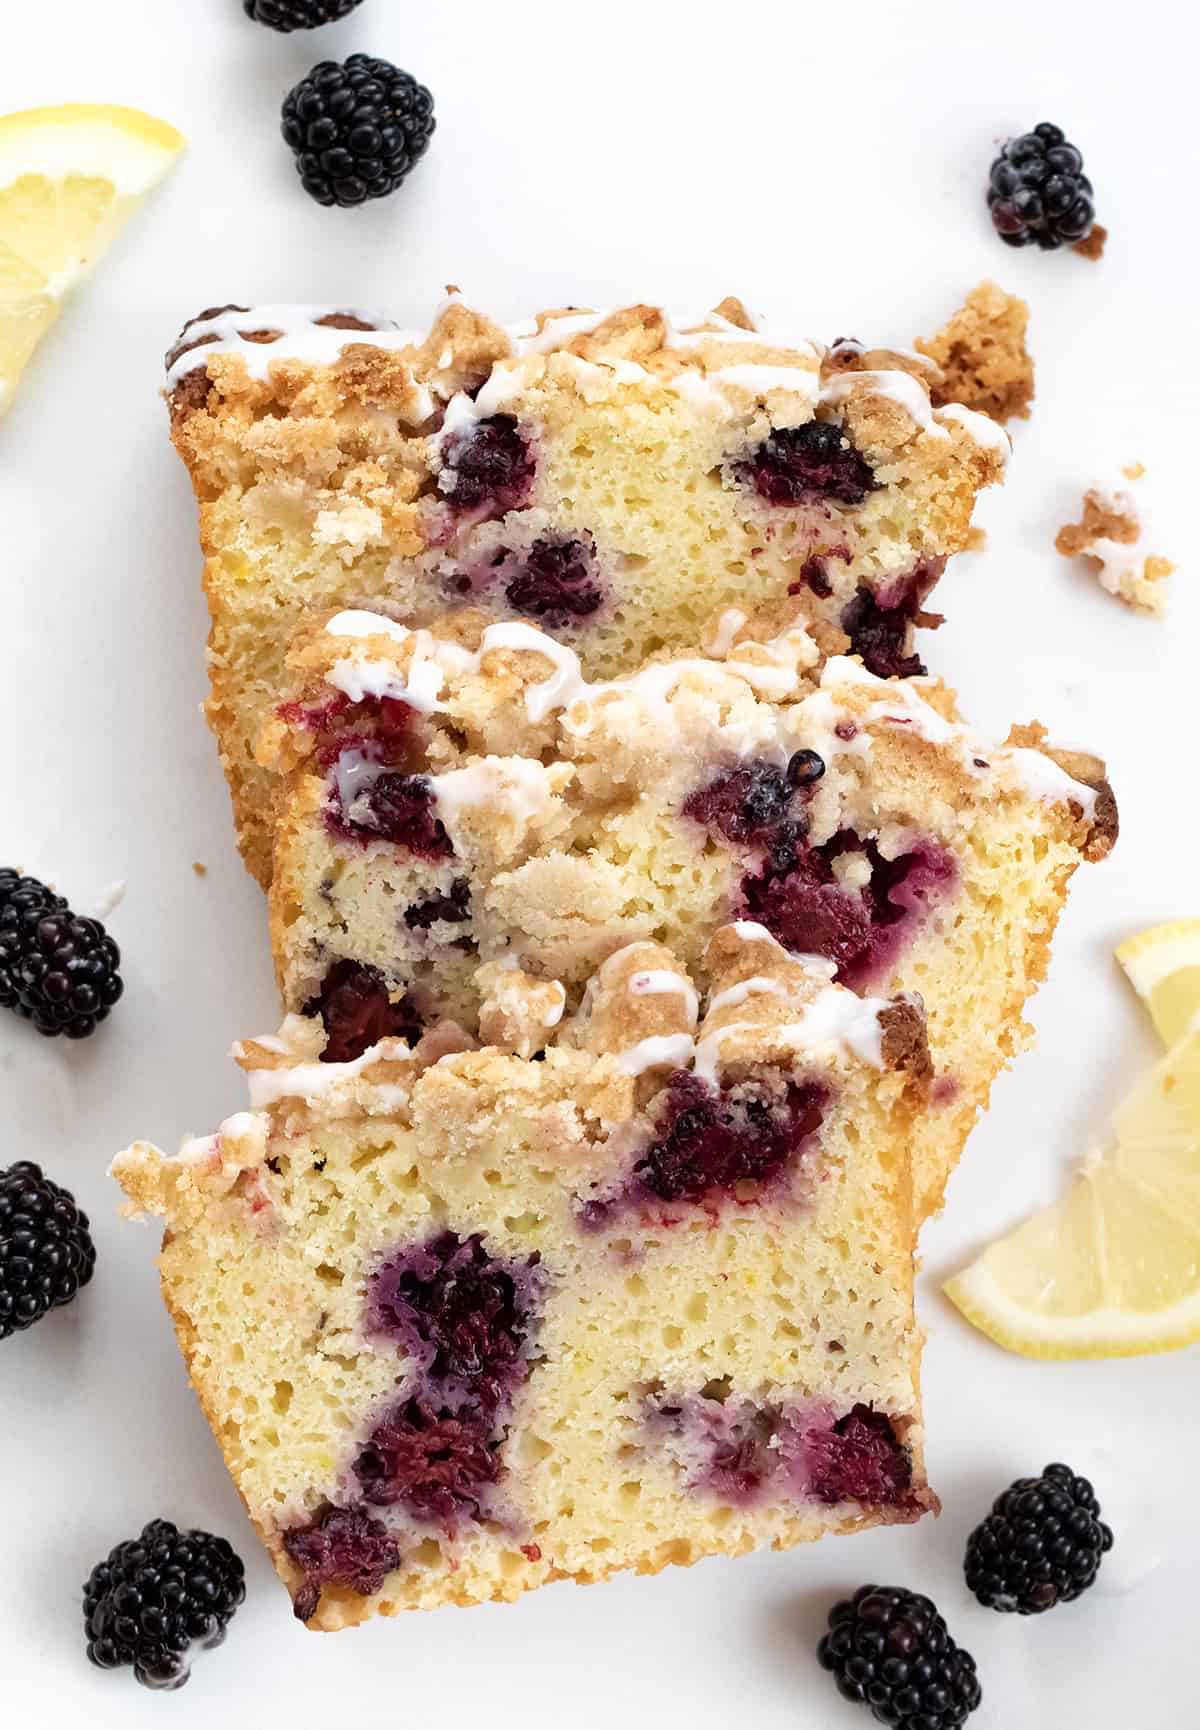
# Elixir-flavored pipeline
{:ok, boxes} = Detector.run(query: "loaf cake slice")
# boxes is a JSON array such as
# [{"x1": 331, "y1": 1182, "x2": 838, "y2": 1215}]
[
  {"x1": 112, "y1": 928, "x2": 934, "y2": 1628},
  {"x1": 261, "y1": 603, "x2": 1116, "y2": 1219},
  {"x1": 164, "y1": 296, "x2": 1007, "y2": 882}
]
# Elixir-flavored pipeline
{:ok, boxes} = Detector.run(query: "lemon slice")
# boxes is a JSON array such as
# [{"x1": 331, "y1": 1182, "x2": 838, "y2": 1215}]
[
  {"x1": 945, "y1": 1027, "x2": 1200, "y2": 1358},
  {"x1": 1116, "y1": 919, "x2": 1200, "y2": 1049},
  {"x1": 0, "y1": 104, "x2": 184, "y2": 416}
]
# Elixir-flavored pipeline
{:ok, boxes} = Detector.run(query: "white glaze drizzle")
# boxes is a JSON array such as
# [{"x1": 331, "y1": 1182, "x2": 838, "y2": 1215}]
[
  {"x1": 691, "y1": 985, "x2": 888, "y2": 1083},
  {"x1": 709, "y1": 362, "x2": 821, "y2": 400},
  {"x1": 936, "y1": 401, "x2": 1012, "y2": 458},
  {"x1": 318, "y1": 611, "x2": 1099, "y2": 819},
  {"x1": 705, "y1": 975, "x2": 791, "y2": 1015},
  {"x1": 162, "y1": 298, "x2": 1005, "y2": 464},
  {"x1": 428, "y1": 757, "x2": 560, "y2": 842},
  {"x1": 320, "y1": 609, "x2": 808, "y2": 730},
  {"x1": 627, "y1": 969, "x2": 701, "y2": 1027},
  {"x1": 704, "y1": 608, "x2": 748, "y2": 657},
  {"x1": 615, "y1": 1032, "x2": 698, "y2": 1076},
  {"x1": 819, "y1": 368, "x2": 949, "y2": 436},
  {"x1": 166, "y1": 304, "x2": 423, "y2": 385},
  {"x1": 244, "y1": 1037, "x2": 413, "y2": 1110}
]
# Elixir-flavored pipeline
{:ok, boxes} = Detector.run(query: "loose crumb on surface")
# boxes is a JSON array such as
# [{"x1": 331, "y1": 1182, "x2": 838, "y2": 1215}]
[
  {"x1": 1073, "y1": 224, "x2": 1108, "y2": 262},
  {"x1": 192, "y1": 862, "x2": 208, "y2": 877},
  {"x1": 1055, "y1": 468, "x2": 1174, "y2": 615},
  {"x1": 964, "y1": 526, "x2": 988, "y2": 554},
  {"x1": 916, "y1": 280, "x2": 1034, "y2": 426}
]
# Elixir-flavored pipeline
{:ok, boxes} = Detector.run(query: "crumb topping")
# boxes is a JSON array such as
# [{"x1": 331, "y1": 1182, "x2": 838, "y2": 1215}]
[{"x1": 1055, "y1": 469, "x2": 1174, "y2": 616}]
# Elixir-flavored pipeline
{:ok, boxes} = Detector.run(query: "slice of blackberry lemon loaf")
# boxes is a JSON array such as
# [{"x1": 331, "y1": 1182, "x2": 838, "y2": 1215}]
[
  {"x1": 112, "y1": 928, "x2": 935, "y2": 1628},
  {"x1": 260, "y1": 603, "x2": 1116, "y2": 1220},
  {"x1": 164, "y1": 296, "x2": 1007, "y2": 883}
]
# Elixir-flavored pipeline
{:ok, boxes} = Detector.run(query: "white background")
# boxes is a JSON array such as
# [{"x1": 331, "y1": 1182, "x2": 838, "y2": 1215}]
[{"x1": 2, "y1": 2, "x2": 1197, "y2": 1724}]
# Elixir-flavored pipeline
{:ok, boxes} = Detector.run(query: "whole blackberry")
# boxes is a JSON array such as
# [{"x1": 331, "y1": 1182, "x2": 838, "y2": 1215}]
[
  {"x1": 83, "y1": 1520, "x2": 245, "y2": 1690},
  {"x1": 818, "y1": 1585, "x2": 982, "y2": 1728},
  {"x1": 244, "y1": 0, "x2": 364, "y2": 29},
  {"x1": 0, "y1": 1162, "x2": 96, "y2": 1340},
  {"x1": 282, "y1": 54, "x2": 435, "y2": 207},
  {"x1": 0, "y1": 870, "x2": 123, "y2": 1038},
  {"x1": 987, "y1": 123, "x2": 1095, "y2": 249},
  {"x1": 965, "y1": 1461, "x2": 1114, "y2": 1613}
]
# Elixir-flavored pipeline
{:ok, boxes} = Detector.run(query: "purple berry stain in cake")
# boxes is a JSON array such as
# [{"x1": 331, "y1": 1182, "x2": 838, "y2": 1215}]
[
  {"x1": 282, "y1": 1503, "x2": 402, "y2": 1623},
  {"x1": 348, "y1": 1232, "x2": 546, "y2": 1535},
  {"x1": 644, "y1": 1392, "x2": 781, "y2": 1506},
  {"x1": 353, "y1": 1398, "x2": 503, "y2": 1530},
  {"x1": 502, "y1": 534, "x2": 604, "y2": 622},
  {"x1": 839, "y1": 557, "x2": 946, "y2": 680},
  {"x1": 438, "y1": 414, "x2": 536, "y2": 519},
  {"x1": 327, "y1": 741, "x2": 453, "y2": 860},
  {"x1": 368, "y1": 1231, "x2": 543, "y2": 1415},
  {"x1": 645, "y1": 1392, "x2": 922, "y2": 1513},
  {"x1": 637, "y1": 1071, "x2": 827, "y2": 1205},
  {"x1": 305, "y1": 959, "x2": 424, "y2": 1063},
  {"x1": 742, "y1": 833, "x2": 956, "y2": 991},
  {"x1": 739, "y1": 421, "x2": 878, "y2": 508},
  {"x1": 789, "y1": 1403, "x2": 917, "y2": 1506},
  {"x1": 790, "y1": 544, "x2": 851, "y2": 600},
  {"x1": 583, "y1": 1069, "x2": 828, "y2": 1226},
  {"x1": 683, "y1": 762, "x2": 795, "y2": 849},
  {"x1": 450, "y1": 533, "x2": 606, "y2": 627},
  {"x1": 682, "y1": 761, "x2": 955, "y2": 991}
]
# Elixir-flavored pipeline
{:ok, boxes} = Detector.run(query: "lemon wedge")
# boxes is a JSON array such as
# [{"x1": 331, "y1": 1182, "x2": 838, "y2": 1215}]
[
  {"x1": 945, "y1": 1027, "x2": 1200, "y2": 1358},
  {"x1": 1116, "y1": 919, "x2": 1200, "y2": 1050},
  {"x1": 0, "y1": 103, "x2": 184, "y2": 416}
]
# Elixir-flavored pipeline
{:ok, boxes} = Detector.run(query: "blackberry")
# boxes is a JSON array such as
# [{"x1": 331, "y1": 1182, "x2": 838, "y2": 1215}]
[
  {"x1": 787, "y1": 749, "x2": 826, "y2": 787},
  {"x1": 740, "y1": 420, "x2": 878, "y2": 507},
  {"x1": 964, "y1": 1461, "x2": 1114, "y2": 1613},
  {"x1": 0, "y1": 870, "x2": 123, "y2": 1039},
  {"x1": 818, "y1": 1585, "x2": 982, "y2": 1728},
  {"x1": 683, "y1": 761, "x2": 795, "y2": 848},
  {"x1": 282, "y1": 1503, "x2": 400, "y2": 1622},
  {"x1": 0, "y1": 1162, "x2": 96, "y2": 1340},
  {"x1": 282, "y1": 54, "x2": 435, "y2": 207},
  {"x1": 305, "y1": 959, "x2": 424, "y2": 1062},
  {"x1": 987, "y1": 123, "x2": 1095, "y2": 250},
  {"x1": 83, "y1": 1520, "x2": 245, "y2": 1690},
  {"x1": 244, "y1": 0, "x2": 364, "y2": 29}
]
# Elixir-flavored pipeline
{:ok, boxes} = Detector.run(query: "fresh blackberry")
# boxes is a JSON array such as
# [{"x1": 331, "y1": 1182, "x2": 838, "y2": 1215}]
[
  {"x1": 0, "y1": 870, "x2": 123, "y2": 1038},
  {"x1": 83, "y1": 1520, "x2": 245, "y2": 1690},
  {"x1": 282, "y1": 54, "x2": 435, "y2": 207},
  {"x1": 0, "y1": 1162, "x2": 96, "y2": 1340},
  {"x1": 818, "y1": 1585, "x2": 982, "y2": 1728},
  {"x1": 965, "y1": 1461, "x2": 1114, "y2": 1613},
  {"x1": 987, "y1": 123, "x2": 1095, "y2": 250},
  {"x1": 244, "y1": 0, "x2": 364, "y2": 30}
]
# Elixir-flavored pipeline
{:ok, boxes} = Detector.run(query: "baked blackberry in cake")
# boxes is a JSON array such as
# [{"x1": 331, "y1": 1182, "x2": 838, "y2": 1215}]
[
  {"x1": 163, "y1": 296, "x2": 1007, "y2": 882},
  {"x1": 113, "y1": 928, "x2": 934, "y2": 1627},
  {"x1": 259, "y1": 602, "x2": 1115, "y2": 1218}
]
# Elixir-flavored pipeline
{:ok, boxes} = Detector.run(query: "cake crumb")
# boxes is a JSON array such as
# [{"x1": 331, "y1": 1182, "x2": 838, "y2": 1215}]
[
  {"x1": 1055, "y1": 471, "x2": 1174, "y2": 615},
  {"x1": 192, "y1": 862, "x2": 208, "y2": 877},
  {"x1": 1073, "y1": 223, "x2": 1108, "y2": 262},
  {"x1": 916, "y1": 281, "x2": 1034, "y2": 425},
  {"x1": 965, "y1": 526, "x2": 988, "y2": 553}
]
